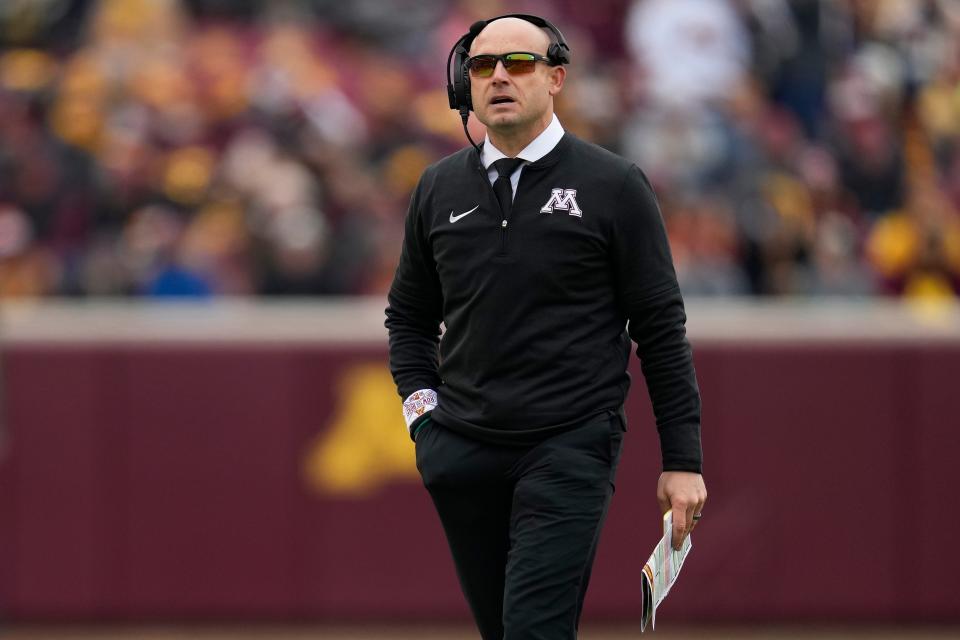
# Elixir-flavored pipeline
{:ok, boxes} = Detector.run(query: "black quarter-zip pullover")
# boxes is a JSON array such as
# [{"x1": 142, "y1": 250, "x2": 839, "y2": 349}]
[{"x1": 385, "y1": 133, "x2": 702, "y2": 472}]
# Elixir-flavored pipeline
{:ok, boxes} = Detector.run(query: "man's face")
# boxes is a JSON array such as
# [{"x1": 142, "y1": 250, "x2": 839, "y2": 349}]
[{"x1": 467, "y1": 19, "x2": 564, "y2": 133}]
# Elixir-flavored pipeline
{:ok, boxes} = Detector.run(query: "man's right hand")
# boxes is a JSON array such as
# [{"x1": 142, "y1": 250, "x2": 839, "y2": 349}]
[{"x1": 657, "y1": 471, "x2": 707, "y2": 550}]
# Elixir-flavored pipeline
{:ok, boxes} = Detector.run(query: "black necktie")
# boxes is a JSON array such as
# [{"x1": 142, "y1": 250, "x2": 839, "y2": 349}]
[{"x1": 492, "y1": 158, "x2": 523, "y2": 218}]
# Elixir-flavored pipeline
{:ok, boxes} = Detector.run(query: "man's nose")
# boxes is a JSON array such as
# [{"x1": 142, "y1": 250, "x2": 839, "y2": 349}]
[{"x1": 490, "y1": 60, "x2": 511, "y2": 82}]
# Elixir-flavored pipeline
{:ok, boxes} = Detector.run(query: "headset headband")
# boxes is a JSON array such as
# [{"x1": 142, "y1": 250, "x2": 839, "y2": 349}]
[{"x1": 445, "y1": 13, "x2": 571, "y2": 115}]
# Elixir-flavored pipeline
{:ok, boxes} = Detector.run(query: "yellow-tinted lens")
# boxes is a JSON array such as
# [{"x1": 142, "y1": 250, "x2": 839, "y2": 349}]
[
  {"x1": 467, "y1": 56, "x2": 497, "y2": 77},
  {"x1": 503, "y1": 53, "x2": 537, "y2": 74}
]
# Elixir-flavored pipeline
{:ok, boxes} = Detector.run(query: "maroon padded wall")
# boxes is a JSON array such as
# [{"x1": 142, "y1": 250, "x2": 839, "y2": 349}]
[{"x1": 0, "y1": 341, "x2": 957, "y2": 622}]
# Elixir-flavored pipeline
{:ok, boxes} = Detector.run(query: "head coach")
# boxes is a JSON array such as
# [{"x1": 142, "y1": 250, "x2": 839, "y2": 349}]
[{"x1": 385, "y1": 13, "x2": 707, "y2": 639}]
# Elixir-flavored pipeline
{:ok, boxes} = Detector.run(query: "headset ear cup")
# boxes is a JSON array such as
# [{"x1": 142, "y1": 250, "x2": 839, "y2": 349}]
[
  {"x1": 548, "y1": 43, "x2": 570, "y2": 65},
  {"x1": 453, "y1": 46, "x2": 470, "y2": 111},
  {"x1": 547, "y1": 43, "x2": 560, "y2": 64},
  {"x1": 447, "y1": 84, "x2": 457, "y2": 110},
  {"x1": 459, "y1": 68, "x2": 472, "y2": 112}
]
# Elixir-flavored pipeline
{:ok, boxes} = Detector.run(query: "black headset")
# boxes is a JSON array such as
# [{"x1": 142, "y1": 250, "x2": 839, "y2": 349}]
[{"x1": 446, "y1": 13, "x2": 571, "y2": 117}]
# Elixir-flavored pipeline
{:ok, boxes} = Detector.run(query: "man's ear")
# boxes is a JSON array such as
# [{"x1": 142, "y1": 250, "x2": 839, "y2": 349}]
[
  {"x1": 548, "y1": 65, "x2": 566, "y2": 96},
  {"x1": 547, "y1": 64, "x2": 567, "y2": 96}
]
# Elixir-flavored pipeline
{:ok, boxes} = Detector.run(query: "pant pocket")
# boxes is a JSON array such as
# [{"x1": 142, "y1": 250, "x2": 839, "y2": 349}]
[{"x1": 414, "y1": 418, "x2": 437, "y2": 473}]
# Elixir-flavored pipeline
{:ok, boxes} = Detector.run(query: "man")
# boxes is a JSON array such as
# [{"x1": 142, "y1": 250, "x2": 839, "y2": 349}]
[{"x1": 385, "y1": 15, "x2": 706, "y2": 640}]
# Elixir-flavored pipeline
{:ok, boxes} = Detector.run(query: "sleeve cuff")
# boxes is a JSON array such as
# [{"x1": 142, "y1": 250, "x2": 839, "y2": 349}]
[
  {"x1": 662, "y1": 459, "x2": 703, "y2": 474},
  {"x1": 658, "y1": 422, "x2": 702, "y2": 474},
  {"x1": 402, "y1": 388, "x2": 438, "y2": 435}
]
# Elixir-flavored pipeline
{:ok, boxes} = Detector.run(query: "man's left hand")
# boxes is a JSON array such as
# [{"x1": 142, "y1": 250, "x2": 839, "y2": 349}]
[{"x1": 657, "y1": 471, "x2": 707, "y2": 550}]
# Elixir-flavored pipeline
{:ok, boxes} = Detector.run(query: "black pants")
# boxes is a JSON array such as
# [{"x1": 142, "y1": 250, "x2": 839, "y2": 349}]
[{"x1": 415, "y1": 411, "x2": 624, "y2": 640}]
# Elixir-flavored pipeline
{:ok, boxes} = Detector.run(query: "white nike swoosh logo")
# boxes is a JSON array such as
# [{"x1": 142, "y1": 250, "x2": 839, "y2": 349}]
[{"x1": 449, "y1": 205, "x2": 480, "y2": 223}]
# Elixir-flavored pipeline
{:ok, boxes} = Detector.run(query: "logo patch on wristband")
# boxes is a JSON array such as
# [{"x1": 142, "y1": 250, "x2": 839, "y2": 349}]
[{"x1": 402, "y1": 389, "x2": 438, "y2": 429}]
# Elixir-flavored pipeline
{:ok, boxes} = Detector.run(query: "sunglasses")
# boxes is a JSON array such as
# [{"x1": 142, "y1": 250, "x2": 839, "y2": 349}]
[{"x1": 465, "y1": 52, "x2": 551, "y2": 78}]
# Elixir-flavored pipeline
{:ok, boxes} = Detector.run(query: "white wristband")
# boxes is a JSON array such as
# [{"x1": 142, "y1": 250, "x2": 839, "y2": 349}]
[{"x1": 402, "y1": 389, "x2": 438, "y2": 433}]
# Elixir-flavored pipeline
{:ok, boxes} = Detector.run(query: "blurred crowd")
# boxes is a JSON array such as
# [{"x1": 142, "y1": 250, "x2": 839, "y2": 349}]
[{"x1": 0, "y1": 0, "x2": 958, "y2": 298}]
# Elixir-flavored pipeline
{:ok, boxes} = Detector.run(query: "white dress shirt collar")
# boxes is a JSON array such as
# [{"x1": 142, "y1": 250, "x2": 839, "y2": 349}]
[{"x1": 481, "y1": 114, "x2": 565, "y2": 169}]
